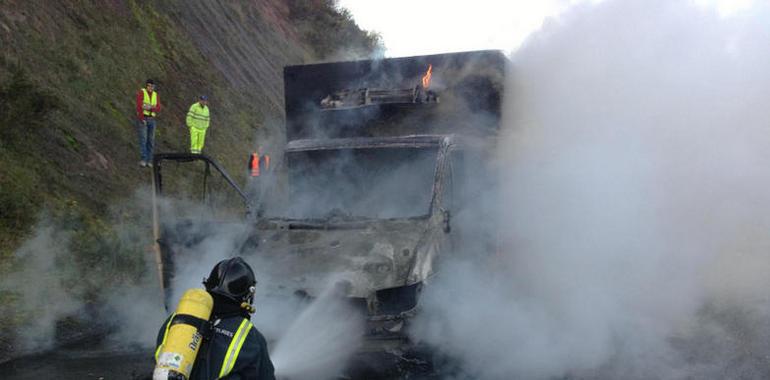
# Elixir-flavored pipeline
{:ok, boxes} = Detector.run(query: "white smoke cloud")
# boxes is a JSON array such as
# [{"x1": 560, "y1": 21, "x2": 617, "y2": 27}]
[
  {"x1": 411, "y1": 0, "x2": 770, "y2": 378},
  {"x1": 163, "y1": 229, "x2": 366, "y2": 379},
  {"x1": 138, "y1": 191, "x2": 367, "y2": 378},
  {"x1": 0, "y1": 223, "x2": 83, "y2": 353},
  {"x1": 103, "y1": 278, "x2": 167, "y2": 348},
  {"x1": 0, "y1": 188, "x2": 169, "y2": 355},
  {"x1": 7, "y1": 3, "x2": 770, "y2": 379},
  {"x1": 269, "y1": 280, "x2": 364, "y2": 380}
]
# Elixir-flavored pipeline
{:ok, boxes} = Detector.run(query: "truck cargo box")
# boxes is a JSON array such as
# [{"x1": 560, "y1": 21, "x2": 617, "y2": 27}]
[{"x1": 283, "y1": 50, "x2": 507, "y2": 140}]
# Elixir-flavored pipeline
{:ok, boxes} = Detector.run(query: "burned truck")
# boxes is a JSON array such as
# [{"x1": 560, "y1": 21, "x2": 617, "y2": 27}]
[{"x1": 153, "y1": 50, "x2": 506, "y2": 355}]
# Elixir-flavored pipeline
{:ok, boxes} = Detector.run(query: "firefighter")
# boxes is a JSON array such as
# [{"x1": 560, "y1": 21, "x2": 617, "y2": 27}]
[
  {"x1": 154, "y1": 257, "x2": 275, "y2": 380},
  {"x1": 136, "y1": 79, "x2": 161, "y2": 167},
  {"x1": 187, "y1": 95, "x2": 211, "y2": 154}
]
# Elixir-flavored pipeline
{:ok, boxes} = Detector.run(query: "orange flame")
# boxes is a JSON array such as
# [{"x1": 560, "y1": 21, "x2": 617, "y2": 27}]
[{"x1": 422, "y1": 64, "x2": 433, "y2": 89}]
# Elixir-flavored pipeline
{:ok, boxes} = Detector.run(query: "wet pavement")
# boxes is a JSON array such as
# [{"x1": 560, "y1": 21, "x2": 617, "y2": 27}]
[
  {"x1": 0, "y1": 347, "x2": 152, "y2": 380},
  {"x1": 0, "y1": 348, "x2": 438, "y2": 380}
]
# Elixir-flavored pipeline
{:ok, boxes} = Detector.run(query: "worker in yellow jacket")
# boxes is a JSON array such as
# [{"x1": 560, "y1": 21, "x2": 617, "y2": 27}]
[{"x1": 187, "y1": 95, "x2": 211, "y2": 154}]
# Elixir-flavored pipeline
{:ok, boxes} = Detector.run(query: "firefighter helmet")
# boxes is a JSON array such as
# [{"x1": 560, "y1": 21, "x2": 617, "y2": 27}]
[{"x1": 203, "y1": 257, "x2": 256, "y2": 304}]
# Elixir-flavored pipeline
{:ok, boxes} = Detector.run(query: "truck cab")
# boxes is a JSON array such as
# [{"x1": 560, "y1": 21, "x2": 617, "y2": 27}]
[
  {"x1": 251, "y1": 133, "x2": 495, "y2": 349},
  {"x1": 254, "y1": 50, "x2": 505, "y2": 349}
]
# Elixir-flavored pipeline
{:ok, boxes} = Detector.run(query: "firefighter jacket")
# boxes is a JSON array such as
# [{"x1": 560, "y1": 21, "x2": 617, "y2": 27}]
[
  {"x1": 186, "y1": 102, "x2": 211, "y2": 130},
  {"x1": 155, "y1": 310, "x2": 276, "y2": 380}
]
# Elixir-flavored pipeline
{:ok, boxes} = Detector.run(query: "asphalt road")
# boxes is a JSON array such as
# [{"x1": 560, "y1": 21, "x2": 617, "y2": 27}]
[
  {"x1": 0, "y1": 348, "x2": 439, "y2": 380},
  {"x1": 0, "y1": 348, "x2": 152, "y2": 380}
]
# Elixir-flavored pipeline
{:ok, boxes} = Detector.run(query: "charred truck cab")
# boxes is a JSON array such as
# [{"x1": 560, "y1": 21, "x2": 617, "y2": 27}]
[{"x1": 153, "y1": 50, "x2": 506, "y2": 359}]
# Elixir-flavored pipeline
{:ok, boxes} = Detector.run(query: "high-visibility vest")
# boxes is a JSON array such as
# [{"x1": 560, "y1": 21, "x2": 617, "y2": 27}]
[
  {"x1": 142, "y1": 89, "x2": 158, "y2": 117},
  {"x1": 249, "y1": 153, "x2": 270, "y2": 177},
  {"x1": 186, "y1": 103, "x2": 210, "y2": 129}
]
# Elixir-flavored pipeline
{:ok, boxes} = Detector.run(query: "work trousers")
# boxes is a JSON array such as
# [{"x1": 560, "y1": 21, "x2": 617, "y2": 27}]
[
  {"x1": 137, "y1": 117, "x2": 156, "y2": 162},
  {"x1": 190, "y1": 126, "x2": 208, "y2": 154}
]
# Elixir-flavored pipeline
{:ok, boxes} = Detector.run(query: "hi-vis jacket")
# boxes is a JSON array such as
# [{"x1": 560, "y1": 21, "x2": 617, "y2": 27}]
[
  {"x1": 186, "y1": 103, "x2": 211, "y2": 130},
  {"x1": 248, "y1": 153, "x2": 270, "y2": 177},
  {"x1": 155, "y1": 314, "x2": 275, "y2": 380},
  {"x1": 136, "y1": 88, "x2": 161, "y2": 120}
]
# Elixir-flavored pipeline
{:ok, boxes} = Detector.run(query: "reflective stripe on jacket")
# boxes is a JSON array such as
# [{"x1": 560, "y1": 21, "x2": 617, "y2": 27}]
[
  {"x1": 154, "y1": 312, "x2": 176, "y2": 362},
  {"x1": 219, "y1": 318, "x2": 252, "y2": 377},
  {"x1": 142, "y1": 89, "x2": 158, "y2": 117},
  {"x1": 186, "y1": 103, "x2": 210, "y2": 130},
  {"x1": 155, "y1": 314, "x2": 275, "y2": 380}
]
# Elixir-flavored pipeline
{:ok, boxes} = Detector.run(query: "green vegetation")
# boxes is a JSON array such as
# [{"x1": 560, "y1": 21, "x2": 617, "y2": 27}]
[
  {"x1": 0, "y1": 0, "x2": 380, "y2": 359},
  {"x1": 287, "y1": 0, "x2": 383, "y2": 60},
  {"x1": 0, "y1": 68, "x2": 58, "y2": 255}
]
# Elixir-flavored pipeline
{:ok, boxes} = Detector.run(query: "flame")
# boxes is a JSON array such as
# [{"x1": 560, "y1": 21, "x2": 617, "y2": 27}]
[{"x1": 422, "y1": 64, "x2": 433, "y2": 89}]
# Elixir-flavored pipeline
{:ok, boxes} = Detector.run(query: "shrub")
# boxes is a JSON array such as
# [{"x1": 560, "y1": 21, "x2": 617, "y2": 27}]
[{"x1": 287, "y1": 0, "x2": 383, "y2": 60}]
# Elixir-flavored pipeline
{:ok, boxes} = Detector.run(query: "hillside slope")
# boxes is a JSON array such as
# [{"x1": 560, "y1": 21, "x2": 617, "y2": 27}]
[{"x1": 0, "y1": 0, "x2": 379, "y2": 360}]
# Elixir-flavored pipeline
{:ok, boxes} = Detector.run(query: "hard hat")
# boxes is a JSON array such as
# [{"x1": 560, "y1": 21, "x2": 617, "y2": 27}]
[
  {"x1": 203, "y1": 257, "x2": 256, "y2": 304},
  {"x1": 199, "y1": 95, "x2": 208, "y2": 100}
]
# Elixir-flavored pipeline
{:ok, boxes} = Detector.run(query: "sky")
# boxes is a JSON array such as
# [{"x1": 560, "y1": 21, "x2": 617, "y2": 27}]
[{"x1": 337, "y1": 0, "x2": 757, "y2": 57}]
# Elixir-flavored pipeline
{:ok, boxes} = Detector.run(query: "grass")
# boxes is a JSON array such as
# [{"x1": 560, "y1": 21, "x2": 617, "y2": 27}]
[
  {"x1": 0, "y1": 161, "x2": 40, "y2": 252},
  {"x1": 129, "y1": 0, "x2": 165, "y2": 59},
  {"x1": 0, "y1": 0, "x2": 381, "y2": 262},
  {"x1": 0, "y1": 68, "x2": 55, "y2": 257},
  {"x1": 287, "y1": 0, "x2": 383, "y2": 60},
  {"x1": 0, "y1": 0, "x2": 381, "y2": 360}
]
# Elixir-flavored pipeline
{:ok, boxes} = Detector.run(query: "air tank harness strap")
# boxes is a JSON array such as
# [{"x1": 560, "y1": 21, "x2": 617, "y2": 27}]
[{"x1": 171, "y1": 313, "x2": 214, "y2": 341}]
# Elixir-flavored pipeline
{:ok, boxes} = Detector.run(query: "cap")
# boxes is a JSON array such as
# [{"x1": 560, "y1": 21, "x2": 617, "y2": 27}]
[
  {"x1": 146, "y1": 79, "x2": 155, "y2": 85},
  {"x1": 200, "y1": 95, "x2": 208, "y2": 100}
]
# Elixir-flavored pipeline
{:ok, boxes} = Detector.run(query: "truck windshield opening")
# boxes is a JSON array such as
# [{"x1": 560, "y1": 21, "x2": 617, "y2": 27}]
[{"x1": 275, "y1": 147, "x2": 438, "y2": 220}]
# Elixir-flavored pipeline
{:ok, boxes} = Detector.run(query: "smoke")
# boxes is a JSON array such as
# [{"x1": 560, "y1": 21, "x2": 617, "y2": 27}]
[
  {"x1": 0, "y1": 188, "x2": 173, "y2": 357},
  {"x1": 135, "y1": 167, "x2": 368, "y2": 379},
  {"x1": 1, "y1": 154, "x2": 362, "y2": 377},
  {"x1": 411, "y1": 0, "x2": 770, "y2": 379},
  {"x1": 144, "y1": 220, "x2": 367, "y2": 379},
  {"x1": 270, "y1": 281, "x2": 364, "y2": 380},
  {"x1": 7, "y1": 3, "x2": 770, "y2": 378},
  {"x1": 279, "y1": 147, "x2": 437, "y2": 219},
  {"x1": 0, "y1": 222, "x2": 83, "y2": 353},
  {"x1": 102, "y1": 280, "x2": 167, "y2": 348},
  {"x1": 158, "y1": 220, "x2": 368, "y2": 378}
]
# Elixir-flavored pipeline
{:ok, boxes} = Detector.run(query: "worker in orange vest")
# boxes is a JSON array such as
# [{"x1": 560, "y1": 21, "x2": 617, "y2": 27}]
[{"x1": 248, "y1": 146, "x2": 270, "y2": 177}]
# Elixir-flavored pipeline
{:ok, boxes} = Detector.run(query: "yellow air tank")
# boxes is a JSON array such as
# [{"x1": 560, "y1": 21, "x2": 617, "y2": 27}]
[{"x1": 154, "y1": 288, "x2": 213, "y2": 380}]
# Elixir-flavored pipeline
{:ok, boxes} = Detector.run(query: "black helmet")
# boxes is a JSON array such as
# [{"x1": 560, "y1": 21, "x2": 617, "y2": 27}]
[{"x1": 203, "y1": 257, "x2": 256, "y2": 303}]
